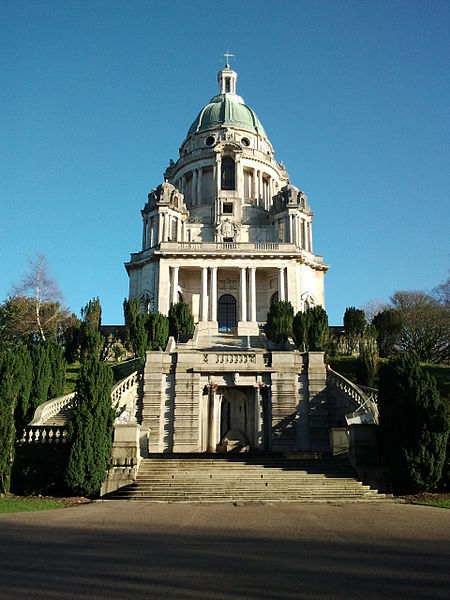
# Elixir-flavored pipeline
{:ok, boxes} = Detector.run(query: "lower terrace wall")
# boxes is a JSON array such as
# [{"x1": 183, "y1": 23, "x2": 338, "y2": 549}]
[{"x1": 141, "y1": 348, "x2": 333, "y2": 454}]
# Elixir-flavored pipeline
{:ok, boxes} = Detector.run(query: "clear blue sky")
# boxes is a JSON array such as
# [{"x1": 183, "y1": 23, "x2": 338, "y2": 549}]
[{"x1": 1, "y1": 0, "x2": 449, "y2": 325}]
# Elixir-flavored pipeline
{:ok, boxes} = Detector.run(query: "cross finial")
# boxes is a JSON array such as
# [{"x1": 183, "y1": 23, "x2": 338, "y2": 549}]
[{"x1": 223, "y1": 49, "x2": 234, "y2": 68}]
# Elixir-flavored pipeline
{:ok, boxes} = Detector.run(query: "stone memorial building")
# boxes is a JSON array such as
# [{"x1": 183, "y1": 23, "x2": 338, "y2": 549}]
[{"x1": 125, "y1": 60, "x2": 334, "y2": 455}]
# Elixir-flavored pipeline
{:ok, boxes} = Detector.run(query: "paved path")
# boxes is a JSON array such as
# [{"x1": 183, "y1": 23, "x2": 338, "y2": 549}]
[{"x1": 0, "y1": 501, "x2": 449, "y2": 599}]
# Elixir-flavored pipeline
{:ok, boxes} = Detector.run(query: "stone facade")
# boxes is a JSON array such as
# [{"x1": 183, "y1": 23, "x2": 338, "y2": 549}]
[{"x1": 125, "y1": 62, "x2": 334, "y2": 455}]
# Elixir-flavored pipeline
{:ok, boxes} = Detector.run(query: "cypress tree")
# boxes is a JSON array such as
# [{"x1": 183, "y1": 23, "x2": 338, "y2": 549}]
[
  {"x1": 168, "y1": 300, "x2": 194, "y2": 342},
  {"x1": 13, "y1": 343, "x2": 33, "y2": 432},
  {"x1": 47, "y1": 340, "x2": 66, "y2": 399},
  {"x1": 356, "y1": 328, "x2": 379, "y2": 387},
  {"x1": 343, "y1": 306, "x2": 366, "y2": 355},
  {"x1": 123, "y1": 298, "x2": 147, "y2": 358},
  {"x1": 65, "y1": 352, "x2": 114, "y2": 496},
  {"x1": 0, "y1": 350, "x2": 18, "y2": 493},
  {"x1": 146, "y1": 312, "x2": 169, "y2": 351},
  {"x1": 265, "y1": 301, "x2": 294, "y2": 345},
  {"x1": 373, "y1": 308, "x2": 402, "y2": 357},
  {"x1": 378, "y1": 353, "x2": 450, "y2": 493},
  {"x1": 79, "y1": 297, "x2": 103, "y2": 359},
  {"x1": 293, "y1": 306, "x2": 329, "y2": 351}
]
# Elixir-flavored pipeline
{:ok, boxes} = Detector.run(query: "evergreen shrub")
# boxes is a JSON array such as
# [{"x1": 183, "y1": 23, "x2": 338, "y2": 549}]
[
  {"x1": 265, "y1": 301, "x2": 294, "y2": 345},
  {"x1": 378, "y1": 353, "x2": 450, "y2": 493}
]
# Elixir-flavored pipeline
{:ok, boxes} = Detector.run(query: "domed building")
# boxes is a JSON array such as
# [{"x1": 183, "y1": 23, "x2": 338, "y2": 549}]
[
  {"x1": 126, "y1": 62, "x2": 328, "y2": 333},
  {"x1": 125, "y1": 61, "x2": 333, "y2": 454}
]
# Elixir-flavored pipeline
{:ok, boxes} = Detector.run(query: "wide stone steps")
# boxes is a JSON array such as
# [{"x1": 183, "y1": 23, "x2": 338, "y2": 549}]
[
  {"x1": 43, "y1": 407, "x2": 72, "y2": 426},
  {"x1": 106, "y1": 456, "x2": 390, "y2": 503}
]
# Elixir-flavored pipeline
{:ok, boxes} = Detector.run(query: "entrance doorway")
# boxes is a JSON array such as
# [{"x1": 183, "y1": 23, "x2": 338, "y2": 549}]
[
  {"x1": 218, "y1": 294, "x2": 237, "y2": 332},
  {"x1": 218, "y1": 388, "x2": 249, "y2": 452}
]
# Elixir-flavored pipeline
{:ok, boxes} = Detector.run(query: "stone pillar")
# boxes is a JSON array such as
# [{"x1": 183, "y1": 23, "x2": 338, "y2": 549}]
[
  {"x1": 200, "y1": 266, "x2": 208, "y2": 322},
  {"x1": 278, "y1": 267, "x2": 285, "y2": 301},
  {"x1": 308, "y1": 221, "x2": 313, "y2": 252},
  {"x1": 289, "y1": 214, "x2": 294, "y2": 243},
  {"x1": 171, "y1": 266, "x2": 179, "y2": 305},
  {"x1": 157, "y1": 214, "x2": 163, "y2": 244},
  {"x1": 210, "y1": 266, "x2": 218, "y2": 322},
  {"x1": 249, "y1": 267, "x2": 256, "y2": 322},
  {"x1": 236, "y1": 157, "x2": 243, "y2": 198},
  {"x1": 255, "y1": 385, "x2": 263, "y2": 449},
  {"x1": 197, "y1": 167, "x2": 202, "y2": 206},
  {"x1": 208, "y1": 385, "x2": 217, "y2": 452},
  {"x1": 252, "y1": 168, "x2": 257, "y2": 203},
  {"x1": 216, "y1": 156, "x2": 222, "y2": 195},
  {"x1": 240, "y1": 267, "x2": 247, "y2": 322},
  {"x1": 302, "y1": 219, "x2": 307, "y2": 250},
  {"x1": 258, "y1": 171, "x2": 263, "y2": 207},
  {"x1": 192, "y1": 169, "x2": 198, "y2": 207},
  {"x1": 176, "y1": 217, "x2": 181, "y2": 242}
]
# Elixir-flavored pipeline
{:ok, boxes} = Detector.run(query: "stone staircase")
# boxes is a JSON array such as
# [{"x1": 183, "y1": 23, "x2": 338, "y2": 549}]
[
  {"x1": 42, "y1": 406, "x2": 72, "y2": 426},
  {"x1": 106, "y1": 455, "x2": 391, "y2": 503}
]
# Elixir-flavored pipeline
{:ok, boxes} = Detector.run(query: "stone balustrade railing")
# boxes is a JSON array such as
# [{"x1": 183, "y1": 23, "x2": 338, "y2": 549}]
[
  {"x1": 23, "y1": 371, "x2": 140, "y2": 443},
  {"x1": 130, "y1": 242, "x2": 324, "y2": 265},
  {"x1": 111, "y1": 371, "x2": 140, "y2": 424},
  {"x1": 162, "y1": 241, "x2": 302, "y2": 254},
  {"x1": 21, "y1": 426, "x2": 68, "y2": 444},
  {"x1": 327, "y1": 366, "x2": 379, "y2": 424},
  {"x1": 28, "y1": 393, "x2": 75, "y2": 426}
]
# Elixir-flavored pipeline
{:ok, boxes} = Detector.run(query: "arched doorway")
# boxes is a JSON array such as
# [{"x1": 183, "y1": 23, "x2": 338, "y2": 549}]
[{"x1": 218, "y1": 294, "x2": 236, "y2": 332}]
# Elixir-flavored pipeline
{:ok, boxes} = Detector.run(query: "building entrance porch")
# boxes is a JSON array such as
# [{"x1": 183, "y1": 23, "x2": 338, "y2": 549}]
[
  {"x1": 208, "y1": 385, "x2": 264, "y2": 453},
  {"x1": 166, "y1": 264, "x2": 288, "y2": 336}
]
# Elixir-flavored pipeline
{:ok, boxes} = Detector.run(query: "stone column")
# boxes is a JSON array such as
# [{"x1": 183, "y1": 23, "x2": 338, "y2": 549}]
[
  {"x1": 236, "y1": 157, "x2": 243, "y2": 197},
  {"x1": 289, "y1": 214, "x2": 294, "y2": 243},
  {"x1": 176, "y1": 217, "x2": 181, "y2": 242},
  {"x1": 252, "y1": 168, "x2": 257, "y2": 203},
  {"x1": 142, "y1": 219, "x2": 146, "y2": 250},
  {"x1": 216, "y1": 156, "x2": 222, "y2": 195},
  {"x1": 210, "y1": 266, "x2": 218, "y2": 322},
  {"x1": 171, "y1": 266, "x2": 179, "y2": 305},
  {"x1": 308, "y1": 221, "x2": 313, "y2": 252},
  {"x1": 249, "y1": 267, "x2": 256, "y2": 322},
  {"x1": 258, "y1": 171, "x2": 263, "y2": 207},
  {"x1": 255, "y1": 385, "x2": 263, "y2": 449},
  {"x1": 278, "y1": 267, "x2": 285, "y2": 301},
  {"x1": 192, "y1": 169, "x2": 198, "y2": 207},
  {"x1": 208, "y1": 385, "x2": 218, "y2": 452},
  {"x1": 240, "y1": 267, "x2": 247, "y2": 322},
  {"x1": 200, "y1": 266, "x2": 208, "y2": 322},
  {"x1": 197, "y1": 167, "x2": 202, "y2": 206},
  {"x1": 158, "y1": 214, "x2": 163, "y2": 244},
  {"x1": 302, "y1": 219, "x2": 307, "y2": 250}
]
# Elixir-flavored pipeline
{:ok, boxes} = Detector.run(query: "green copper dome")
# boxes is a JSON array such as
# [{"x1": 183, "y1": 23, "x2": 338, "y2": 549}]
[{"x1": 187, "y1": 93, "x2": 266, "y2": 138}]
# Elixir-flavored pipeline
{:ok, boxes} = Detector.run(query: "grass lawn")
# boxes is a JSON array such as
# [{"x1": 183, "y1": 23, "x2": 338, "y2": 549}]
[
  {"x1": 408, "y1": 494, "x2": 450, "y2": 509},
  {"x1": 64, "y1": 362, "x2": 81, "y2": 394},
  {"x1": 0, "y1": 495, "x2": 89, "y2": 513}
]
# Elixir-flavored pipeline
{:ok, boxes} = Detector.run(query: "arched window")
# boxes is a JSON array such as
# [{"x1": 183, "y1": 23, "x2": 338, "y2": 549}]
[
  {"x1": 221, "y1": 157, "x2": 235, "y2": 190},
  {"x1": 218, "y1": 294, "x2": 237, "y2": 332}
]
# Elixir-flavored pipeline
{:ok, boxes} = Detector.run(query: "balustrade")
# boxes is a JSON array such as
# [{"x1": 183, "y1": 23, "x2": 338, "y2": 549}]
[
  {"x1": 327, "y1": 366, "x2": 379, "y2": 423},
  {"x1": 23, "y1": 371, "x2": 140, "y2": 444}
]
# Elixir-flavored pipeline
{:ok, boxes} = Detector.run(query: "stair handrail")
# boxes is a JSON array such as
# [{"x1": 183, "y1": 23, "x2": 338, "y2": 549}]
[
  {"x1": 111, "y1": 370, "x2": 140, "y2": 424},
  {"x1": 27, "y1": 370, "x2": 140, "y2": 428},
  {"x1": 28, "y1": 392, "x2": 75, "y2": 426},
  {"x1": 326, "y1": 365, "x2": 379, "y2": 424}
]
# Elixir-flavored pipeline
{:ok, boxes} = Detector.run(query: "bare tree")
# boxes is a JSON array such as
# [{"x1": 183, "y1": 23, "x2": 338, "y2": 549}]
[
  {"x1": 10, "y1": 254, "x2": 69, "y2": 341},
  {"x1": 391, "y1": 290, "x2": 450, "y2": 364},
  {"x1": 361, "y1": 298, "x2": 389, "y2": 323}
]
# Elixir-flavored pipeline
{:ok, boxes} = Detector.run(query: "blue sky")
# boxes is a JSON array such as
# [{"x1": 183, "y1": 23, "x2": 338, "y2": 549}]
[{"x1": 1, "y1": 0, "x2": 449, "y2": 325}]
